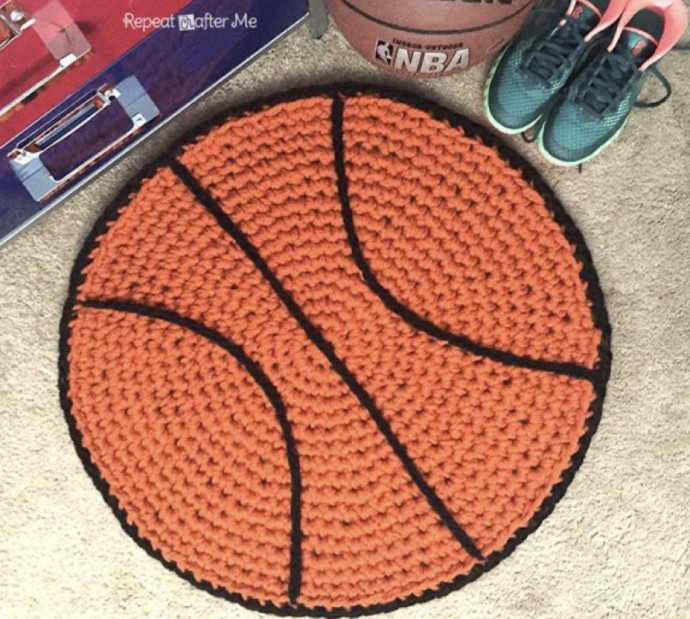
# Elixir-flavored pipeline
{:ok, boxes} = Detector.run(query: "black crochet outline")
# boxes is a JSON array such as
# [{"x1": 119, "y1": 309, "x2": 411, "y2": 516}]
[
  {"x1": 333, "y1": 0, "x2": 533, "y2": 36},
  {"x1": 78, "y1": 298, "x2": 304, "y2": 604},
  {"x1": 331, "y1": 95, "x2": 597, "y2": 382},
  {"x1": 58, "y1": 83, "x2": 612, "y2": 618},
  {"x1": 168, "y1": 157, "x2": 483, "y2": 562}
]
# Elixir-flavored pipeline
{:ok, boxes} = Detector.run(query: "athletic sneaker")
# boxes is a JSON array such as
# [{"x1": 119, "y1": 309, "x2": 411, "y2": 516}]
[
  {"x1": 540, "y1": 0, "x2": 688, "y2": 166},
  {"x1": 484, "y1": 0, "x2": 628, "y2": 134}
]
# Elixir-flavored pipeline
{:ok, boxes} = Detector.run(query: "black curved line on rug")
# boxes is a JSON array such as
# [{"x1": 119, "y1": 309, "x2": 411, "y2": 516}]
[
  {"x1": 78, "y1": 298, "x2": 304, "y2": 604},
  {"x1": 168, "y1": 157, "x2": 484, "y2": 562},
  {"x1": 331, "y1": 95, "x2": 597, "y2": 383}
]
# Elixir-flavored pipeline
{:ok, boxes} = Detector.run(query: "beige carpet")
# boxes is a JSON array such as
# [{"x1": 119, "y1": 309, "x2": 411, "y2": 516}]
[{"x1": 1, "y1": 20, "x2": 689, "y2": 619}]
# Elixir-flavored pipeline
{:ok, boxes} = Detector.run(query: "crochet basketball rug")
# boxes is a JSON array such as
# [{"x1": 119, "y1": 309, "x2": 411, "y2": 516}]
[{"x1": 59, "y1": 85, "x2": 611, "y2": 616}]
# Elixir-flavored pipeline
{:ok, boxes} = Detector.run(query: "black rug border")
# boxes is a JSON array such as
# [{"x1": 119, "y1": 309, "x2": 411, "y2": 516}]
[{"x1": 58, "y1": 82, "x2": 612, "y2": 617}]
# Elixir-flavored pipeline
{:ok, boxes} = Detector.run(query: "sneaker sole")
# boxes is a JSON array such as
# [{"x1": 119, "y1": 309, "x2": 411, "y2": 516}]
[
  {"x1": 483, "y1": 46, "x2": 544, "y2": 136},
  {"x1": 537, "y1": 116, "x2": 630, "y2": 167}
]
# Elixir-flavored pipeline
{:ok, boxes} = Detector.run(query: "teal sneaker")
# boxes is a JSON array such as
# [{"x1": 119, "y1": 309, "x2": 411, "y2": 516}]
[
  {"x1": 540, "y1": 0, "x2": 689, "y2": 166},
  {"x1": 484, "y1": 0, "x2": 627, "y2": 134}
]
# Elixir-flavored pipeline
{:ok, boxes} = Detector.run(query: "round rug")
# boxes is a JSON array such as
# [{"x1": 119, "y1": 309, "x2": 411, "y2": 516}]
[{"x1": 59, "y1": 85, "x2": 611, "y2": 616}]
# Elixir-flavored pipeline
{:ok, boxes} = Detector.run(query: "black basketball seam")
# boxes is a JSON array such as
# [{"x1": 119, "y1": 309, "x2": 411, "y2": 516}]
[
  {"x1": 334, "y1": 0, "x2": 533, "y2": 36},
  {"x1": 168, "y1": 156, "x2": 485, "y2": 562},
  {"x1": 73, "y1": 298, "x2": 304, "y2": 604},
  {"x1": 58, "y1": 83, "x2": 612, "y2": 618},
  {"x1": 331, "y1": 96, "x2": 597, "y2": 382}
]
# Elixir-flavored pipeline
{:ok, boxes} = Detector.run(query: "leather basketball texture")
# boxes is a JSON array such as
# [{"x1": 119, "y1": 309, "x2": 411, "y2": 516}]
[{"x1": 326, "y1": 0, "x2": 534, "y2": 75}]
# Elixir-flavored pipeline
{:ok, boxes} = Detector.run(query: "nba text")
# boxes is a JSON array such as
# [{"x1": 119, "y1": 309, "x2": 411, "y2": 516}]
[{"x1": 375, "y1": 40, "x2": 469, "y2": 74}]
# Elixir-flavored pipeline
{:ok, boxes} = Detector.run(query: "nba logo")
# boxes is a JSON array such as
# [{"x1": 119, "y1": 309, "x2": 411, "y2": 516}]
[
  {"x1": 178, "y1": 14, "x2": 196, "y2": 31},
  {"x1": 374, "y1": 40, "x2": 393, "y2": 66}
]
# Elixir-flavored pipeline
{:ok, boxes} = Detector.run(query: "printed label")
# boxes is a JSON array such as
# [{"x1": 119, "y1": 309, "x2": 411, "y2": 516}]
[{"x1": 374, "y1": 39, "x2": 469, "y2": 74}]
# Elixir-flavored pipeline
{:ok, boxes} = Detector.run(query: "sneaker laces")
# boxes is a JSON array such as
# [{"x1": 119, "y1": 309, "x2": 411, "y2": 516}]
[
  {"x1": 577, "y1": 42, "x2": 689, "y2": 114},
  {"x1": 636, "y1": 43, "x2": 690, "y2": 108},
  {"x1": 636, "y1": 67, "x2": 672, "y2": 108},
  {"x1": 524, "y1": 15, "x2": 591, "y2": 82},
  {"x1": 576, "y1": 52, "x2": 639, "y2": 114}
]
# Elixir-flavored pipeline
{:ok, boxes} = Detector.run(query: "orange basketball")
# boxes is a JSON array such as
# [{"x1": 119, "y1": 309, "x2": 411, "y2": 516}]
[
  {"x1": 60, "y1": 86, "x2": 611, "y2": 614},
  {"x1": 326, "y1": 0, "x2": 535, "y2": 76}
]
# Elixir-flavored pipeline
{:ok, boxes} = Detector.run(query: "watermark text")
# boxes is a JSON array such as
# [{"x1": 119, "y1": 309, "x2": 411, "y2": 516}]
[{"x1": 123, "y1": 12, "x2": 258, "y2": 32}]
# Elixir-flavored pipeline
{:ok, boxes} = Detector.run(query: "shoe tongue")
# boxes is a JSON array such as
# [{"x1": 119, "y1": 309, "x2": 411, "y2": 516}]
[
  {"x1": 568, "y1": 0, "x2": 606, "y2": 31},
  {"x1": 618, "y1": 28, "x2": 657, "y2": 64}
]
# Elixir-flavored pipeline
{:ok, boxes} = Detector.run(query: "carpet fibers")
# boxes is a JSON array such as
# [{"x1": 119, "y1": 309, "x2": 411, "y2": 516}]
[{"x1": 1, "y1": 23, "x2": 689, "y2": 619}]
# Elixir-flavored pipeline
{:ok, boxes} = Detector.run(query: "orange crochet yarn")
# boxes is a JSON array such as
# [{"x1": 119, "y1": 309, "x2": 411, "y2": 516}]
[{"x1": 59, "y1": 86, "x2": 611, "y2": 616}]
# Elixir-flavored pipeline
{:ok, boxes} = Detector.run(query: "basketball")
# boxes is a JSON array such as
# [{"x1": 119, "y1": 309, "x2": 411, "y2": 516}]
[
  {"x1": 60, "y1": 86, "x2": 610, "y2": 614},
  {"x1": 326, "y1": 0, "x2": 535, "y2": 76}
]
